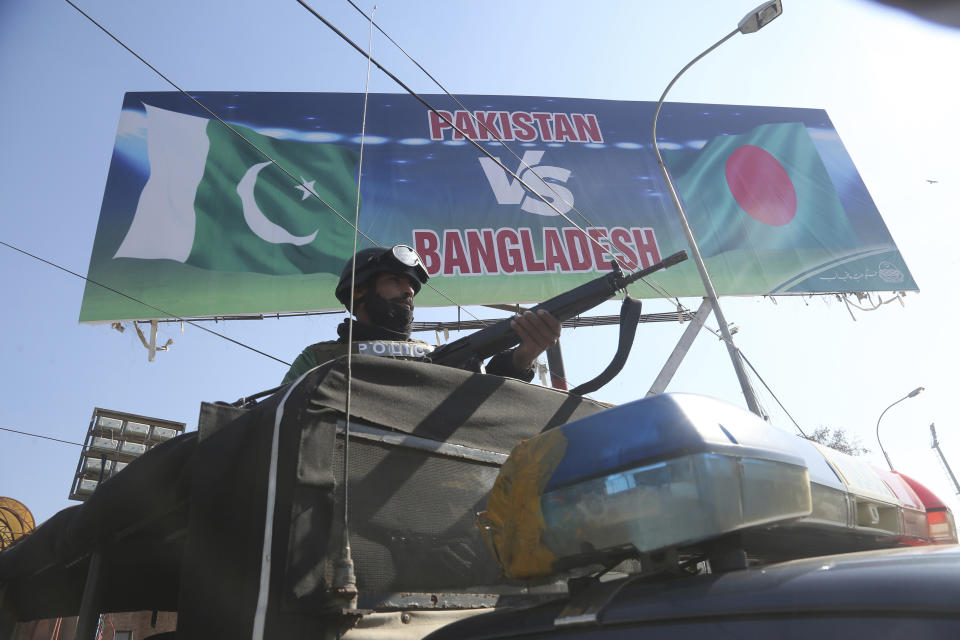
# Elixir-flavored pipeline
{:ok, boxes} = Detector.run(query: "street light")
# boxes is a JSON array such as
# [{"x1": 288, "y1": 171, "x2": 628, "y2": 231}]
[
  {"x1": 651, "y1": 1, "x2": 783, "y2": 417},
  {"x1": 876, "y1": 386, "x2": 925, "y2": 470}
]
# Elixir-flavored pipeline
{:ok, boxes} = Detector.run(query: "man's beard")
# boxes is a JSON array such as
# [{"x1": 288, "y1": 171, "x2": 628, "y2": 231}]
[{"x1": 361, "y1": 290, "x2": 414, "y2": 337}]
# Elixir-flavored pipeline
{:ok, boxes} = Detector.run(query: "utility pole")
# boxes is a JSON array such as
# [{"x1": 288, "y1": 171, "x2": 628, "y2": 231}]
[{"x1": 930, "y1": 423, "x2": 960, "y2": 496}]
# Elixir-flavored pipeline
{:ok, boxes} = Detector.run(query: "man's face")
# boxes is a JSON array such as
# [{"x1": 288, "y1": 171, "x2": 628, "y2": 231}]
[
  {"x1": 373, "y1": 272, "x2": 416, "y2": 311},
  {"x1": 353, "y1": 271, "x2": 416, "y2": 324}
]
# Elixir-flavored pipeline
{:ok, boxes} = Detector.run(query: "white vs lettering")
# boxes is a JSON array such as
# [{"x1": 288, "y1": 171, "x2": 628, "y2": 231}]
[{"x1": 479, "y1": 151, "x2": 574, "y2": 217}]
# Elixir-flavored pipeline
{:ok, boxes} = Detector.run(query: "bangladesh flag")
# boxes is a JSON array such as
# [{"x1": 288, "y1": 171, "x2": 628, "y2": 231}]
[
  {"x1": 114, "y1": 104, "x2": 359, "y2": 275},
  {"x1": 663, "y1": 122, "x2": 860, "y2": 257}
]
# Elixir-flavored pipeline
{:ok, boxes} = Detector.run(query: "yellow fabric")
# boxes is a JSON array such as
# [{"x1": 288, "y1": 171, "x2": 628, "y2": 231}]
[{"x1": 478, "y1": 429, "x2": 568, "y2": 579}]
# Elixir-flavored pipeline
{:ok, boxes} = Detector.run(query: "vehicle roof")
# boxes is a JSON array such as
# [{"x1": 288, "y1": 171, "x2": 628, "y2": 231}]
[{"x1": 424, "y1": 545, "x2": 960, "y2": 639}]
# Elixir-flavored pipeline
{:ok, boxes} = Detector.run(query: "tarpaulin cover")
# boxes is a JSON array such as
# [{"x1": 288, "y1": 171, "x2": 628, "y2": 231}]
[
  {"x1": 0, "y1": 430, "x2": 196, "y2": 622},
  {"x1": 0, "y1": 357, "x2": 607, "y2": 637}
]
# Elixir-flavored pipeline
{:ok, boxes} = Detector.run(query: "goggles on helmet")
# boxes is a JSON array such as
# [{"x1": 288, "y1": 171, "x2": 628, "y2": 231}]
[
  {"x1": 375, "y1": 245, "x2": 429, "y2": 285},
  {"x1": 335, "y1": 245, "x2": 430, "y2": 306}
]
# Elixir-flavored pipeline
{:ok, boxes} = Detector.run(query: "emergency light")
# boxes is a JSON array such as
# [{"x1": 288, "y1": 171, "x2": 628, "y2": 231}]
[
  {"x1": 479, "y1": 393, "x2": 956, "y2": 580},
  {"x1": 763, "y1": 440, "x2": 957, "y2": 556},
  {"x1": 479, "y1": 393, "x2": 812, "y2": 579},
  {"x1": 896, "y1": 472, "x2": 959, "y2": 544}
]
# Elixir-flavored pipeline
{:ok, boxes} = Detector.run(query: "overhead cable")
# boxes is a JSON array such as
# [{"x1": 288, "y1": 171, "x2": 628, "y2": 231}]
[
  {"x1": 60, "y1": 0, "x2": 494, "y2": 331},
  {"x1": 298, "y1": 0, "x2": 680, "y2": 302},
  {"x1": 339, "y1": 0, "x2": 687, "y2": 307},
  {"x1": 0, "y1": 425, "x2": 86, "y2": 448},
  {"x1": 0, "y1": 239, "x2": 291, "y2": 366}
]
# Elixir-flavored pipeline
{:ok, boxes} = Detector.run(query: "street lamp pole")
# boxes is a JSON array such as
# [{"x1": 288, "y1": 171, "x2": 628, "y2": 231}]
[
  {"x1": 651, "y1": 1, "x2": 783, "y2": 417},
  {"x1": 876, "y1": 386, "x2": 925, "y2": 470}
]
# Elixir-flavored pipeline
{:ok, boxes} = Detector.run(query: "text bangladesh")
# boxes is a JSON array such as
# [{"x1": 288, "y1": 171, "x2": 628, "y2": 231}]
[{"x1": 413, "y1": 227, "x2": 661, "y2": 276}]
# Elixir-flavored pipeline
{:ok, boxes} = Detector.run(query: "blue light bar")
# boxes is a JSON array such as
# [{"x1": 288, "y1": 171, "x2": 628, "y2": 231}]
[{"x1": 479, "y1": 394, "x2": 812, "y2": 579}]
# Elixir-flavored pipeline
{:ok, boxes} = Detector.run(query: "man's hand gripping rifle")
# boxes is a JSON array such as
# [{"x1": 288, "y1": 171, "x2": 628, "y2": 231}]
[{"x1": 429, "y1": 251, "x2": 688, "y2": 390}]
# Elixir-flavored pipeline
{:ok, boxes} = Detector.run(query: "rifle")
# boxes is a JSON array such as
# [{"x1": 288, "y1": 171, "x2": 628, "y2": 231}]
[{"x1": 429, "y1": 250, "x2": 688, "y2": 370}]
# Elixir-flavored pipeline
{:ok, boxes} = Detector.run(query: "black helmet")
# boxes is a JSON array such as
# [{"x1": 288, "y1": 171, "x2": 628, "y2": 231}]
[{"x1": 335, "y1": 245, "x2": 430, "y2": 306}]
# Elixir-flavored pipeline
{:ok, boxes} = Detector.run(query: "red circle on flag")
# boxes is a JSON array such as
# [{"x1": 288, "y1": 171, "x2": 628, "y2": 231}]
[{"x1": 725, "y1": 145, "x2": 797, "y2": 226}]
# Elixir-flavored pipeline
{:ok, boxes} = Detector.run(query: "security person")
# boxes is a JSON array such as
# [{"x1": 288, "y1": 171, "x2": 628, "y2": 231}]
[{"x1": 281, "y1": 245, "x2": 562, "y2": 383}]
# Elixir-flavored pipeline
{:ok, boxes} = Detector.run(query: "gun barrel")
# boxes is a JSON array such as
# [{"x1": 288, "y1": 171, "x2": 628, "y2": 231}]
[
  {"x1": 621, "y1": 250, "x2": 688, "y2": 288},
  {"x1": 429, "y1": 250, "x2": 688, "y2": 368}
]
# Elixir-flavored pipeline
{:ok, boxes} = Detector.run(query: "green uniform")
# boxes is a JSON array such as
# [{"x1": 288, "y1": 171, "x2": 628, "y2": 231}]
[
  {"x1": 282, "y1": 338, "x2": 433, "y2": 384},
  {"x1": 282, "y1": 321, "x2": 534, "y2": 384}
]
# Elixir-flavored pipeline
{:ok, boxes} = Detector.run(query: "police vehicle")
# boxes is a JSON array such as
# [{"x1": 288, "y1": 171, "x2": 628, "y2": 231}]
[{"x1": 1, "y1": 350, "x2": 957, "y2": 639}]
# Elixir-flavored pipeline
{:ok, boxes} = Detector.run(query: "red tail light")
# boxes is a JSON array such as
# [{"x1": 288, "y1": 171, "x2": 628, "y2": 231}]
[
  {"x1": 895, "y1": 472, "x2": 958, "y2": 544},
  {"x1": 926, "y1": 508, "x2": 958, "y2": 543}
]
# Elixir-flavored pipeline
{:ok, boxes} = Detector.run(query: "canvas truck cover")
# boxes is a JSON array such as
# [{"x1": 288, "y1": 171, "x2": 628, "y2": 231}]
[{"x1": 0, "y1": 357, "x2": 608, "y2": 637}]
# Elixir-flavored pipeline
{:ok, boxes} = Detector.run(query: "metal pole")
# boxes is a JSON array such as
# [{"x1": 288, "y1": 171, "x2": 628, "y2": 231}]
[
  {"x1": 647, "y1": 298, "x2": 713, "y2": 396},
  {"x1": 651, "y1": 28, "x2": 764, "y2": 417},
  {"x1": 74, "y1": 551, "x2": 103, "y2": 640},
  {"x1": 546, "y1": 342, "x2": 568, "y2": 390},
  {"x1": 931, "y1": 423, "x2": 960, "y2": 495},
  {"x1": 876, "y1": 387, "x2": 924, "y2": 471},
  {"x1": 875, "y1": 400, "x2": 898, "y2": 471}
]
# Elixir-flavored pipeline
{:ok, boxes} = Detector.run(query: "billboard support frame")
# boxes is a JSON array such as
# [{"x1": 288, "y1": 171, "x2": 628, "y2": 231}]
[{"x1": 646, "y1": 298, "x2": 713, "y2": 397}]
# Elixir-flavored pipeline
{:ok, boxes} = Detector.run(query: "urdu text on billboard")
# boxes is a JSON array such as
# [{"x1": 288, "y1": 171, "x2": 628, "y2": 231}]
[{"x1": 79, "y1": 92, "x2": 915, "y2": 323}]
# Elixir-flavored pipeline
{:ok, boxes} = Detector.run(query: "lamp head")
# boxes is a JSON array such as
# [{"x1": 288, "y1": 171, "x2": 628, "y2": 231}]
[
  {"x1": 908, "y1": 386, "x2": 925, "y2": 398},
  {"x1": 739, "y1": 0, "x2": 783, "y2": 34}
]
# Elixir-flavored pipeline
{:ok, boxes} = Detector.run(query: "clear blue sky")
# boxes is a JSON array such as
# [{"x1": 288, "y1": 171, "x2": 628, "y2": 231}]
[{"x1": 1, "y1": 0, "x2": 958, "y2": 526}]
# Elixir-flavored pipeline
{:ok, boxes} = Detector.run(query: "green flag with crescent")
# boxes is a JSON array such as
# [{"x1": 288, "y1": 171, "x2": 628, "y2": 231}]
[{"x1": 114, "y1": 104, "x2": 359, "y2": 276}]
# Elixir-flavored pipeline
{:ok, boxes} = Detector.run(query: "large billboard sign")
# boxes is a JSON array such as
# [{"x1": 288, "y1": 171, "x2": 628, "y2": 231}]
[{"x1": 79, "y1": 92, "x2": 916, "y2": 323}]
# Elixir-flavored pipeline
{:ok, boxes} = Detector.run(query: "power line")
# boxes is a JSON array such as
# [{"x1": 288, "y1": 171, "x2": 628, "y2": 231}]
[
  {"x1": 338, "y1": 0, "x2": 686, "y2": 309},
  {"x1": 342, "y1": 0, "x2": 599, "y2": 232},
  {"x1": 60, "y1": 0, "x2": 497, "y2": 334},
  {"x1": 61, "y1": 0, "x2": 591, "y2": 390},
  {"x1": 414, "y1": 310, "x2": 696, "y2": 333},
  {"x1": 737, "y1": 350, "x2": 807, "y2": 438},
  {"x1": 0, "y1": 425, "x2": 86, "y2": 448},
  {"x1": 62, "y1": 0, "x2": 370, "y2": 247},
  {"x1": 0, "y1": 239, "x2": 291, "y2": 366},
  {"x1": 298, "y1": 0, "x2": 681, "y2": 302}
]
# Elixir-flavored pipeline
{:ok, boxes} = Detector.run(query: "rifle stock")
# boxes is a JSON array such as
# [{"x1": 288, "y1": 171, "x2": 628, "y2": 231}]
[{"x1": 429, "y1": 251, "x2": 688, "y2": 368}]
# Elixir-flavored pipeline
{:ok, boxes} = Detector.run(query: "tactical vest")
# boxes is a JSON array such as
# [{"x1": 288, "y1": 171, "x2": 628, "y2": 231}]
[{"x1": 308, "y1": 339, "x2": 435, "y2": 367}]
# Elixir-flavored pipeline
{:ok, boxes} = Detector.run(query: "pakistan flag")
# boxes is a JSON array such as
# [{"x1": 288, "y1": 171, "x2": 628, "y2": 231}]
[{"x1": 114, "y1": 104, "x2": 359, "y2": 276}]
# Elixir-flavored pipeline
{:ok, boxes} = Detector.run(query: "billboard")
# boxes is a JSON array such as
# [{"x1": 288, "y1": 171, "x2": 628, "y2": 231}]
[{"x1": 79, "y1": 92, "x2": 915, "y2": 323}]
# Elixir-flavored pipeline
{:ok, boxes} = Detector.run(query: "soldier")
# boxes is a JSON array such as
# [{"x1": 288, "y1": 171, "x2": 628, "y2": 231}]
[{"x1": 282, "y1": 245, "x2": 562, "y2": 383}]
